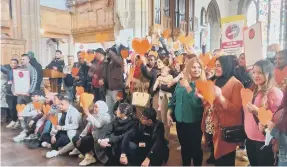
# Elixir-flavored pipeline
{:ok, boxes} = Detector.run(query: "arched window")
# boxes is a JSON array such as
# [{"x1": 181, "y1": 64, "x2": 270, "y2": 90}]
[
  {"x1": 246, "y1": 0, "x2": 285, "y2": 49},
  {"x1": 189, "y1": 0, "x2": 194, "y2": 31},
  {"x1": 163, "y1": 0, "x2": 170, "y2": 16},
  {"x1": 175, "y1": 0, "x2": 186, "y2": 27},
  {"x1": 154, "y1": 0, "x2": 161, "y2": 24}
]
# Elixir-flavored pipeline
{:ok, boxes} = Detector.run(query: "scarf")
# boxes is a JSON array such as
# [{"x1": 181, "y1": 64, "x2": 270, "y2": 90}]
[
  {"x1": 93, "y1": 100, "x2": 110, "y2": 119},
  {"x1": 215, "y1": 56, "x2": 236, "y2": 88}
]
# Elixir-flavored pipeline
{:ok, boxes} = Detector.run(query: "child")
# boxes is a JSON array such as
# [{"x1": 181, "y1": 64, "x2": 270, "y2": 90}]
[
  {"x1": 153, "y1": 66, "x2": 173, "y2": 111},
  {"x1": 13, "y1": 90, "x2": 46, "y2": 143},
  {"x1": 113, "y1": 91, "x2": 125, "y2": 115}
]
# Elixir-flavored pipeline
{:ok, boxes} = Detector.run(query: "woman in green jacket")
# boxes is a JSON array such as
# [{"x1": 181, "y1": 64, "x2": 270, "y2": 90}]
[{"x1": 167, "y1": 57, "x2": 206, "y2": 166}]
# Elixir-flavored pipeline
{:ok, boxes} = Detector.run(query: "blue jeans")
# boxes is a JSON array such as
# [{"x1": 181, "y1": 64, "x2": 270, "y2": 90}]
[{"x1": 278, "y1": 160, "x2": 287, "y2": 166}]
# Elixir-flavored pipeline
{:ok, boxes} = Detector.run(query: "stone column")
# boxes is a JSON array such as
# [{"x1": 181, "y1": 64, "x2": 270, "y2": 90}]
[
  {"x1": 11, "y1": 0, "x2": 23, "y2": 39},
  {"x1": 20, "y1": 0, "x2": 42, "y2": 59}
]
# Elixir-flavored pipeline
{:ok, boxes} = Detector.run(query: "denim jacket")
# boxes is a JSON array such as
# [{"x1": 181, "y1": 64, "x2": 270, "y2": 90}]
[{"x1": 271, "y1": 127, "x2": 287, "y2": 162}]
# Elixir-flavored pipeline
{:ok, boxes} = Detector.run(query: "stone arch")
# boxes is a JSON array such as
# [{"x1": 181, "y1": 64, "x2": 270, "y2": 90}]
[
  {"x1": 206, "y1": 0, "x2": 221, "y2": 52},
  {"x1": 237, "y1": 0, "x2": 253, "y2": 15}
]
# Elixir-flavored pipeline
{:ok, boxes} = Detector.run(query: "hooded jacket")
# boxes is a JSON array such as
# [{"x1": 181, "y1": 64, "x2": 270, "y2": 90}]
[{"x1": 30, "y1": 58, "x2": 43, "y2": 90}]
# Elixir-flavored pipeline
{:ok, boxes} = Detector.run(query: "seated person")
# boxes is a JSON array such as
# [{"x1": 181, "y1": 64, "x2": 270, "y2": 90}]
[
  {"x1": 69, "y1": 101, "x2": 112, "y2": 166},
  {"x1": 45, "y1": 96, "x2": 81, "y2": 158},
  {"x1": 13, "y1": 90, "x2": 46, "y2": 143},
  {"x1": 119, "y1": 108, "x2": 169, "y2": 166},
  {"x1": 98, "y1": 103, "x2": 138, "y2": 166},
  {"x1": 112, "y1": 91, "x2": 125, "y2": 115}
]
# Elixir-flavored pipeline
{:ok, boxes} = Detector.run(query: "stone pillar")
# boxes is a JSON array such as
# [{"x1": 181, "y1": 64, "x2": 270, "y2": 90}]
[
  {"x1": 20, "y1": 0, "x2": 42, "y2": 59},
  {"x1": 11, "y1": 0, "x2": 23, "y2": 39}
]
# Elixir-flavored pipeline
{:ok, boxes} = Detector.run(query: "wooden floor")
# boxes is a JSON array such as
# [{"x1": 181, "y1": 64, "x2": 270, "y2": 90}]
[{"x1": 1, "y1": 122, "x2": 249, "y2": 166}]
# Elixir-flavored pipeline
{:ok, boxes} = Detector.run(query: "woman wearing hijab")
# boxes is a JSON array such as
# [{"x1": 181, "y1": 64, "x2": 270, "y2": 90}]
[
  {"x1": 70, "y1": 101, "x2": 112, "y2": 166},
  {"x1": 200, "y1": 55, "x2": 244, "y2": 166},
  {"x1": 267, "y1": 87, "x2": 287, "y2": 166}
]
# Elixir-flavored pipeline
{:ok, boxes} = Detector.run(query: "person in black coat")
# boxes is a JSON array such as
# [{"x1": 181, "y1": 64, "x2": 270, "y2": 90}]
[
  {"x1": 46, "y1": 50, "x2": 65, "y2": 94},
  {"x1": 119, "y1": 108, "x2": 169, "y2": 166},
  {"x1": 27, "y1": 51, "x2": 43, "y2": 91},
  {"x1": 234, "y1": 53, "x2": 252, "y2": 88},
  {"x1": 73, "y1": 52, "x2": 90, "y2": 92},
  {"x1": 98, "y1": 103, "x2": 138, "y2": 165}
]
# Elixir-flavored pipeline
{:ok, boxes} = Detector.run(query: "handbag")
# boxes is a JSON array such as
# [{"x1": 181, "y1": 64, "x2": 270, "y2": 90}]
[
  {"x1": 215, "y1": 107, "x2": 247, "y2": 143},
  {"x1": 132, "y1": 84, "x2": 150, "y2": 107}
]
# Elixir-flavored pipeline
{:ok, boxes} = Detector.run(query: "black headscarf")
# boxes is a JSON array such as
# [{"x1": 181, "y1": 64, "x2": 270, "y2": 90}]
[{"x1": 215, "y1": 55, "x2": 237, "y2": 88}]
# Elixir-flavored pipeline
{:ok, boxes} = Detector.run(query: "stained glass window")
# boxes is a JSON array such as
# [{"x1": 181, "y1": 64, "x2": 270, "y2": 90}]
[{"x1": 246, "y1": 0, "x2": 285, "y2": 49}]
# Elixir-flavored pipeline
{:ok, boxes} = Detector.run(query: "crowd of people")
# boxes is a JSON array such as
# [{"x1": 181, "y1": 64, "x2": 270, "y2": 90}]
[{"x1": 1, "y1": 33, "x2": 287, "y2": 166}]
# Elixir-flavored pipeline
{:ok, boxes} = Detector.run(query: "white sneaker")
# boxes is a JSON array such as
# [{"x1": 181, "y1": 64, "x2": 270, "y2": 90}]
[
  {"x1": 41, "y1": 142, "x2": 51, "y2": 148},
  {"x1": 13, "y1": 133, "x2": 27, "y2": 143},
  {"x1": 6, "y1": 121, "x2": 16, "y2": 128},
  {"x1": 78, "y1": 154, "x2": 84, "y2": 159},
  {"x1": 79, "y1": 154, "x2": 96, "y2": 166},
  {"x1": 69, "y1": 148, "x2": 81, "y2": 156},
  {"x1": 46, "y1": 150, "x2": 59, "y2": 158},
  {"x1": 12, "y1": 121, "x2": 20, "y2": 129},
  {"x1": 25, "y1": 134, "x2": 38, "y2": 140}
]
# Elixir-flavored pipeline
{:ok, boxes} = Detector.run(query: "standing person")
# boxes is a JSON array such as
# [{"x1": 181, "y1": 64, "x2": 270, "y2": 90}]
[
  {"x1": 274, "y1": 50, "x2": 287, "y2": 91},
  {"x1": 27, "y1": 51, "x2": 43, "y2": 90},
  {"x1": 3, "y1": 59, "x2": 20, "y2": 128},
  {"x1": 63, "y1": 56, "x2": 75, "y2": 102},
  {"x1": 73, "y1": 51, "x2": 90, "y2": 93},
  {"x1": 201, "y1": 55, "x2": 244, "y2": 166},
  {"x1": 1, "y1": 65, "x2": 9, "y2": 123},
  {"x1": 235, "y1": 53, "x2": 253, "y2": 88},
  {"x1": 88, "y1": 48, "x2": 106, "y2": 102},
  {"x1": 119, "y1": 108, "x2": 169, "y2": 166},
  {"x1": 268, "y1": 88, "x2": 287, "y2": 166},
  {"x1": 167, "y1": 58, "x2": 205, "y2": 166},
  {"x1": 101, "y1": 46, "x2": 124, "y2": 114},
  {"x1": 244, "y1": 60, "x2": 283, "y2": 166},
  {"x1": 15, "y1": 54, "x2": 38, "y2": 104},
  {"x1": 46, "y1": 50, "x2": 65, "y2": 94},
  {"x1": 141, "y1": 54, "x2": 158, "y2": 95}
]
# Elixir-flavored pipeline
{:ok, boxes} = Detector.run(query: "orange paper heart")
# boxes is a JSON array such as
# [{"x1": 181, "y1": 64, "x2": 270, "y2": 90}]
[
  {"x1": 207, "y1": 56, "x2": 217, "y2": 69},
  {"x1": 76, "y1": 86, "x2": 85, "y2": 95},
  {"x1": 16, "y1": 104, "x2": 26, "y2": 113},
  {"x1": 195, "y1": 80, "x2": 216, "y2": 105},
  {"x1": 71, "y1": 67, "x2": 79, "y2": 76},
  {"x1": 240, "y1": 88, "x2": 254, "y2": 107},
  {"x1": 184, "y1": 35, "x2": 195, "y2": 46},
  {"x1": 33, "y1": 101, "x2": 43, "y2": 110},
  {"x1": 43, "y1": 104, "x2": 51, "y2": 114},
  {"x1": 85, "y1": 53, "x2": 95, "y2": 63},
  {"x1": 162, "y1": 29, "x2": 170, "y2": 38},
  {"x1": 274, "y1": 67, "x2": 287, "y2": 85},
  {"x1": 177, "y1": 35, "x2": 186, "y2": 44},
  {"x1": 175, "y1": 55, "x2": 184, "y2": 65},
  {"x1": 132, "y1": 38, "x2": 151, "y2": 55},
  {"x1": 199, "y1": 53, "x2": 212, "y2": 67},
  {"x1": 49, "y1": 115, "x2": 58, "y2": 126},
  {"x1": 258, "y1": 107, "x2": 273, "y2": 125},
  {"x1": 80, "y1": 93, "x2": 94, "y2": 109},
  {"x1": 121, "y1": 49, "x2": 129, "y2": 59}
]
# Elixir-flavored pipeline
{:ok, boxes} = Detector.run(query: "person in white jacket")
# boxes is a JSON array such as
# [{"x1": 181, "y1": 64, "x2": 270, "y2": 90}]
[
  {"x1": 13, "y1": 90, "x2": 45, "y2": 142},
  {"x1": 45, "y1": 96, "x2": 81, "y2": 158}
]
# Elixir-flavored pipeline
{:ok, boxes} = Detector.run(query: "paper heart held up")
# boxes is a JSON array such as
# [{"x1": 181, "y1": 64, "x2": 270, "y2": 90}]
[
  {"x1": 121, "y1": 49, "x2": 129, "y2": 59},
  {"x1": 71, "y1": 67, "x2": 79, "y2": 76},
  {"x1": 76, "y1": 86, "x2": 85, "y2": 96},
  {"x1": 16, "y1": 104, "x2": 26, "y2": 113},
  {"x1": 132, "y1": 38, "x2": 152, "y2": 55},
  {"x1": 49, "y1": 115, "x2": 58, "y2": 126},
  {"x1": 240, "y1": 88, "x2": 254, "y2": 107},
  {"x1": 258, "y1": 107, "x2": 273, "y2": 125},
  {"x1": 33, "y1": 101, "x2": 43, "y2": 110},
  {"x1": 162, "y1": 29, "x2": 170, "y2": 38},
  {"x1": 195, "y1": 80, "x2": 215, "y2": 105},
  {"x1": 80, "y1": 93, "x2": 94, "y2": 109},
  {"x1": 43, "y1": 104, "x2": 51, "y2": 114}
]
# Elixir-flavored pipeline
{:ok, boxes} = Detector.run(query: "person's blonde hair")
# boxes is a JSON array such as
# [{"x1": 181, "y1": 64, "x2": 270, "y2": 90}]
[{"x1": 183, "y1": 58, "x2": 206, "y2": 82}]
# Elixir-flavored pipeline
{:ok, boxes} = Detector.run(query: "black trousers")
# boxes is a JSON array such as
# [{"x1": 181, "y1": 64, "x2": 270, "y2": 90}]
[
  {"x1": 126, "y1": 142, "x2": 169, "y2": 166},
  {"x1": 72, "y1": 134, "x2": 95, "y2": 155},
  {"x1": 42, "y1": 131, "x2": 70, "y2": 150},
  {"x1": 6, "y1": 95, "x2": 17, "y2": 121},
  {"x1": 246, "y1": 138, "x2": 275, "y2": 166},
  {"x1": 93, "y1": 87, "x2": 105, "y2": 102},
  {"x1": 176, "y1": 121, "x2": 203, "y2": 166},
  {"x1": 215, "y1": 151, "x2": 236, "y2": 166}
]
